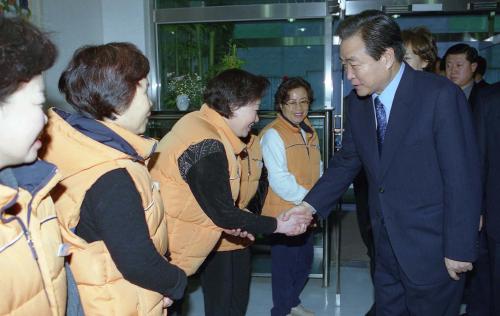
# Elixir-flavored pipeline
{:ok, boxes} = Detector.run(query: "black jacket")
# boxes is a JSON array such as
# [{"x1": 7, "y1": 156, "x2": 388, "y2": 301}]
[{"x1": 475, "y1": 81, "x2": 500, "y2": 241}]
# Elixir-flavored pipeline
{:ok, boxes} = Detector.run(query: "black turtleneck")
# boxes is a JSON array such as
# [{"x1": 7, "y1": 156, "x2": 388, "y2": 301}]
[
  {"x1": 178, "y1": 139, "x2": 276, "y2": 234},
  {"x1": 76, "y1": 168, "x2": 187, "y2": 300}
]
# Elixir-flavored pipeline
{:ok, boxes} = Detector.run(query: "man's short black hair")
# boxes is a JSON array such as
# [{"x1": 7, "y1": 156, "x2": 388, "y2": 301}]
[
  {"x1": 443, "y1": 43, "x2": 478, "y2": 64},
  {"x1": 336, "y1": 10, "x2": 405, "y2": 63}
]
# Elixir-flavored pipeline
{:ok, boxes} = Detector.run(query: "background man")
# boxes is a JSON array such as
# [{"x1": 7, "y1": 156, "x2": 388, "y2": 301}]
[{"x1": 444, "y1": 43, "x2": 480, "y2": 110}]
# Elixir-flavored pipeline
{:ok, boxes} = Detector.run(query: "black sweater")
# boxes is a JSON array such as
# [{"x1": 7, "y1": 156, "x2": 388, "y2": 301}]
[
  {"x1": 75, "y1": 168, "x2": 187, "y2": 300},
  {"x1": 179, "y1": 139, "x2": 277, "y2": 234}
]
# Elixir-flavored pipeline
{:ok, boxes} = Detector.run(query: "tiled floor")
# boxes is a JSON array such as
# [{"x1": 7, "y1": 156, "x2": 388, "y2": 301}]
[
  {"x1": 181, "y1": 265, "x2": 374, "y2": 316},
  {"x1": 179, "y1": 211, "x2": 375, "y2": 315}
]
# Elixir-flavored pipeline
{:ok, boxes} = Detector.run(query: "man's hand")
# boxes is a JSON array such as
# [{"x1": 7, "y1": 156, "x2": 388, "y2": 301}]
[
  {"x1": 275, "y1": 205, "x2": 313, "y2": 236},
  {"x1": 223, "y1": 228, "x2": 255, "y2": 241},
  {"x1": 280, "y1": 203, "x2": 314, "y2": 222},
  {"x1": 444, "y1": 257, "x2": 473, "y2": 280}
]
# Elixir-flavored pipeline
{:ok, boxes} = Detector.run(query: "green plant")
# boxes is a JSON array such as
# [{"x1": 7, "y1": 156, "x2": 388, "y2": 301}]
[
  {"x1": 208, "y1": 41, "x2": 246, "y2": 78},
  {"x1": 219, "y1": 42, "x2": 245, "y2": 70},
  {"x1": 166, "y1": 73, "x2": 205, "y2": 108}
]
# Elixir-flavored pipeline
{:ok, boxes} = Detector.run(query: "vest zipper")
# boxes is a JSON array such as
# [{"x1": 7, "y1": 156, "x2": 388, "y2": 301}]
[
  {"x1": 25, "y1": 168, "x2": 58, "y2": 309},
  {"x1": 245, "y1": 149, "x2": 251, "y2": 177},
  {"x1": 300, "y1": 129, "x2": 310, "y2": 157}
]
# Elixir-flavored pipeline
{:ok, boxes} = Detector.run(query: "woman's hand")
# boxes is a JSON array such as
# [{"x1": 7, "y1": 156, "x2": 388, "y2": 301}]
[
  {"x1": 275, "y1": 207, "x2": 313, "y2": 236},
  {"x1": 223, "y1": 228, "x2": 255, "y2": 241},
  {"x1": 163, "y1": 296, "x2": 173, "y2": 308}
]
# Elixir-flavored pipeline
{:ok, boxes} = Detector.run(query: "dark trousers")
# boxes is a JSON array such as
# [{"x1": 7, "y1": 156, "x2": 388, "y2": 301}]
[
  {"x1": 375, "y1": 225, "x2": 465, "y2": 316},
  {"x1": 199, "y1": 247, "x2": 251, "y2": 316},
  {"x1": 353, "y1": 169, "x2": 376, "y2": 316},
  {"x1": 465, "y1": 229, "x2": 491, "y2": 315},
  {"x1": 488, "y1": 235, "x2": 500, "y2": 316},
  {"x1": 270, "y1": 231, "x2": 314, "y2": 316}
]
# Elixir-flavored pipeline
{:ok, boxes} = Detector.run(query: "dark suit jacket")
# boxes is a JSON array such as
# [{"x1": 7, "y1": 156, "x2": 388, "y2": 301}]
[
  {"x1": 475, "y1": 79, "x2": 490, "y2": 90},
  {"x1": 475, "y1": 82, "x2": 500, "y2": 241},
  {"x1": 304, "y1": 65, "x2": 481, "y2": 285},
  {"x1": 469, "y1": 82, "x2": 487, "y2": 113}
]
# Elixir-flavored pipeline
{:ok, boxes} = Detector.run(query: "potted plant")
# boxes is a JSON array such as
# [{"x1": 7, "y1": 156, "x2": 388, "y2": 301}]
[{"x1": 166, "y1": 72, "x2": 204, "y2": 111}]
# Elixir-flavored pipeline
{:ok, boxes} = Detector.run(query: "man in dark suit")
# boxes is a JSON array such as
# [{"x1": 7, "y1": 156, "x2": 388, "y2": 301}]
[
  {"x1": 445, "y1": 45, "x2": 490, "y2": 316},
  {"x1": 444, "y1": 43, "x2": 480, "y2": 111},
  {"x1": 285, "y1": 10, "x2": 481, "y2": 315},
  {"x1": 475, "y1": 81, "x2": 500, "y2": 316}
]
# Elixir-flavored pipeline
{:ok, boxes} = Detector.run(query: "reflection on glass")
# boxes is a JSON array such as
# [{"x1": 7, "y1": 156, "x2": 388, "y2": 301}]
[
  {"x1": 156, "y1": 19, "x2": 325, "y2": 110},
  {"x1": 393, "y1": 14, "x2": 499, "y2": 83},
  {"x1": 156, "y1": 0, "x2": 323, "y2": 9}
]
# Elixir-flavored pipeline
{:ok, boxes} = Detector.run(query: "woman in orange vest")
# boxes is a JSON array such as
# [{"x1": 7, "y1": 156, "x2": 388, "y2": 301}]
[
  {"x1": 0, "y1": 17, "x2": 67, "y2": 315},
  {"x1": 260, "y1": 77, "x2": 322, "y2": 316},
  {"x1": 149, "y1": 69, "x2": 312, "y2": 316},
  {"x1": 41, "y1": 43, "x2": 187, "y2": 315},
  {"x1": 201, "y1": 132, "x2": 268, "y2": 316}
]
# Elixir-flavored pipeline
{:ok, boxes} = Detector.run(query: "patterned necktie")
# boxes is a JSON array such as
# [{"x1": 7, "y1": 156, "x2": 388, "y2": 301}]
[{"x1": 374, "y1": 96, "x2": 387, "y2": 154}]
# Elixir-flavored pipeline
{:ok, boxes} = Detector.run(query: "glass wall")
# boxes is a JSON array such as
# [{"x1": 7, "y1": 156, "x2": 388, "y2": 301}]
[
  {"x1": 157, "y1": 19, "x2": 325, "y2": 111},
  {"x1": 395, "y1": 14, "x2": 500, "y2": 82},
  {"x1": 152, "y1": 1, "x2": 332, "y2": 283},
  {"x1": 339, "y1": 13, "x2": 500, "y2": 98}
]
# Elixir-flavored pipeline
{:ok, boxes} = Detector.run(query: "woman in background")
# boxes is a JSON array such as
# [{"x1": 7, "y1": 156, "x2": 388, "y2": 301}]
[
  {"x1": 260, "y1": 77, "x2": 322, "y2": 316},
  {"x1": 41, "y1": 42, "x2": 187, "y2": 315},
  {"x1": 401, "y1": 27, "x2": 438, "y2": 72}
]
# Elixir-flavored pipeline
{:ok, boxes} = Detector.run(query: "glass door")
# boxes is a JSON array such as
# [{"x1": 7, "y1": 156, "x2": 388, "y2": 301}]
[{"x1": 149, "y1": 1, "x2": 335, "y2": 286}]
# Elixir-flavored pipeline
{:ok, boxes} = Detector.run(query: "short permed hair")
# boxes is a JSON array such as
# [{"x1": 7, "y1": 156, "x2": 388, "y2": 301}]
[
  {"x1": 58, "y1": 42, "x2": 149, "y2": 120},
  {"x1": 443, "y1": 43, "x2": 478, "y2": 64},
  {"x1": 203, "y1": 69, "x2": 270, "y2": 118},
  {"x1": 0, "y1": 16, "x2": 57, "y2": 103},
  {"x1": 274, "y1": 77, "x2": 314, "y2": 111},
  {"x1": 336, "y1": 10, "x2": 405, "y2": 63},
  {"x1": 401, "y1": 27, "x2": 438, "y2": 72}
]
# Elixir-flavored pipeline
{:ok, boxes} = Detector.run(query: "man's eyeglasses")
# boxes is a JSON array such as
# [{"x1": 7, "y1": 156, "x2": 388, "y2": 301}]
[{"x1": 285, "y1": 99, "x2": 310, "y2": 107}]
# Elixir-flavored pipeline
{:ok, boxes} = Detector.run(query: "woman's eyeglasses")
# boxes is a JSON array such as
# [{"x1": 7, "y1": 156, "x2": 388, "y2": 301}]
[{"x1": 285, "y1": 99, "x2": 310, "y2": 107}]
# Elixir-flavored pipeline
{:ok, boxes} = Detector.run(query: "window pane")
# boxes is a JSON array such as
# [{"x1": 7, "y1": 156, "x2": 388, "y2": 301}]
[{"x1": 157, "y1": 19, "x2": 325, "y2": 111}]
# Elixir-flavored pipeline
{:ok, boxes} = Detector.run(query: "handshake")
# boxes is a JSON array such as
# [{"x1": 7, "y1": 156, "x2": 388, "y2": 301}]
[
  {"x1": 223, "y1": 203, "x2": 315, "y2": 240},
  {"x1": 274, "y1": 203, "x2": 315, "y2": 236}
]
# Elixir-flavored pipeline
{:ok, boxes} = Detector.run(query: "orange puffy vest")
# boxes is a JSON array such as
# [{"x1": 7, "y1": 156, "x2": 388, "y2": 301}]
[
  {"x1": 260, "y1": 115, "x2": 321, "y2": 217},
  {"x1": 215, "y1": 134, "x2": 263, "y2": 252},
  {"x1": 0, "y1": 164, "x2": 67, "y2": 315},
  {"x1": 41, "y1": 108, "x2": 168, "y2": 316},
  {"x1": 149, "y1": 104, "x2": 244, "y2": 276}
]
